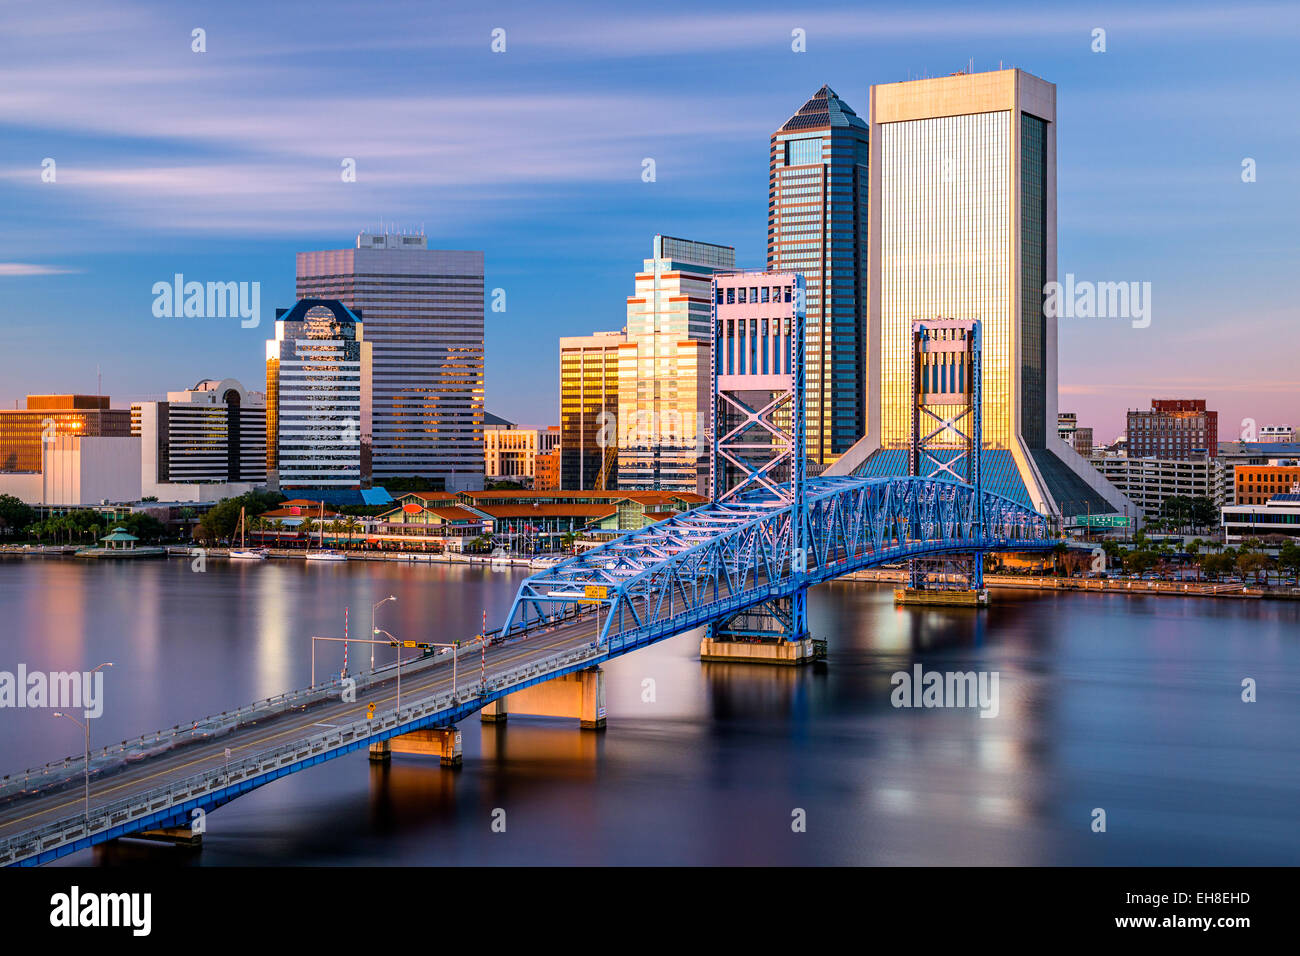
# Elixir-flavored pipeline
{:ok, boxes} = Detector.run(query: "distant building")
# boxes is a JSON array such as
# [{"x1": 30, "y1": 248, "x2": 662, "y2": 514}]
[
  {"x1": 618, "y1": 235, "x2": 735, "y2": 495},
  {"x1": 0, "y1": 435, "x2": 141, "y2": 507},
  {"x1": 266, "y1": 299, "x2": 371, "y2": 490},
  {"x1": 1127, "y1": 399, "x2": 1217, "y2": 460},
  {"x1": 1057, "y1": 413, "x2": 1093, "y2": 458},
  {"x1": 560, "y1": 330, "x2": 625, "y2": 490},
  {"x1": 0, "y1": 395, "x2": 131, "y2": 473},
  {"x1": 484, "y1": 428, "x2": 540, "y2": 484},
  {"x1": 1089, "y1": 453, "x2": 1227, "y2": 520},
  {"x1": 769, "y1": 85, "x2": 869, "y2": 466},
  {"x1": 297, "y1": 233, "x2": 484, "y2": 491},
  {"x1": 1261, "y1": 425, "x2": 1294, "y2": 443},
  {"x1": 131, "y1": 378, "x2": 266, "y2": 502}
]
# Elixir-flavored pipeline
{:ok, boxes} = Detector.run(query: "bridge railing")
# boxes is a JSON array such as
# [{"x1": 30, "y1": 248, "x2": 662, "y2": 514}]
[
  {"x1": 0, "y1": 630, "x2": 503, "y2": 806},
  {"x1": 0, "y1": 639, "x2": 602, "y2": 866}
]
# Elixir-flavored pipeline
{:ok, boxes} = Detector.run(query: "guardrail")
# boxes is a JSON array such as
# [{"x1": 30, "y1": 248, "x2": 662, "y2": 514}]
[
  {"x1": 0, "y1": 640, "x2": 603, "y2": 866},
  {"x1": 0, "y1": 629, "x2": 505, "y2": 805}
]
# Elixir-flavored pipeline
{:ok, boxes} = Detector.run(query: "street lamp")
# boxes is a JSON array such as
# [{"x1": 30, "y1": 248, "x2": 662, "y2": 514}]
[
  {"x1": 53, "y1": 661, "x2": 112, "y2": 824},
  {"x1": 371, "y1": 595, "x2": 396, "y2": 672},
  {"x1": 374, "y1": 628, "x2": 402, "y2": 713}
]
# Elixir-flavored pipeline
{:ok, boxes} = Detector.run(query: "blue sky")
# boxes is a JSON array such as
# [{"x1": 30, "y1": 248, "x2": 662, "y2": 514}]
[{"x1": 1, "y1": 0, "x2": 1297, "y2": 442}]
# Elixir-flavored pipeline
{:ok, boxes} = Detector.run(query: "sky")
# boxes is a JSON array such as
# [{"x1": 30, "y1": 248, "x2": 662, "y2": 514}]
[{"x1": 0, "y1": 0, "x2": 1297, "y2": 444}]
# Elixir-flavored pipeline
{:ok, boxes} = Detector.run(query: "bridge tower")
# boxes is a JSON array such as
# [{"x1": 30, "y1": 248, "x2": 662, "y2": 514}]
[
  {"x1": 897, "y1": 318, "x2": 988, "y2": 604},
  {"x1": 700, "y1": 270, "x2": 820, "y2": 664}
]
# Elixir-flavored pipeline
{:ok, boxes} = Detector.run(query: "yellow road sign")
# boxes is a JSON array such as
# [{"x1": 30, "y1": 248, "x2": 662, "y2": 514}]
[{"x1": 584, "y1": 584, "x2": 608, "y2": 600}]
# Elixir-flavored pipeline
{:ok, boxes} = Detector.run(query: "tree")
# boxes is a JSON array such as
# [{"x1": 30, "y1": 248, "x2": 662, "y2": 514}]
[{"x1": 0, "y1": 494, "x2": 35, "y2": 535}]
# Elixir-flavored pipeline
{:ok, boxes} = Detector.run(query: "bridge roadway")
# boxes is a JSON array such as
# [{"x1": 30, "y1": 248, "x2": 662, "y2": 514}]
[{"x1": 0, "y1": 610, "x2": 604, "y2": 864}]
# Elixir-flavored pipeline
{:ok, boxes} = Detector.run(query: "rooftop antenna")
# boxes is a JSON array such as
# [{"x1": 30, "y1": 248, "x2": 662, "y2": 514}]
[{"x1": 96, "y1": 364, "x2": 101, "y2": 395}]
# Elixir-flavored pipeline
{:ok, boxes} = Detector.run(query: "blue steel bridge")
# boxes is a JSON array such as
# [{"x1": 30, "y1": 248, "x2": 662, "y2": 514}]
[{"x1": 0, "y1": 472, "x2": 1053, "y2": 866}]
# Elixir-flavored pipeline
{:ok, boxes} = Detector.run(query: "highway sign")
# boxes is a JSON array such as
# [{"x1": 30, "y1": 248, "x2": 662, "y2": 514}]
[{"x1": 1069, "y1": 514, "x2": 1131, "y2": 528}]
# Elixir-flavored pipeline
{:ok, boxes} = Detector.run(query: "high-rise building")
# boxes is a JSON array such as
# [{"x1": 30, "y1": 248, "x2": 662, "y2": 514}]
[
  {"x1": 132, "y1": 378, "x2": 266, "y2": 501},
  {"x1": 829, "y1": 68, "x2": 1131, "y2": 519},
  {"x1": 618, "y1": 235, "x2": 735, "y2": 494},
  {"x1": 0, "y1": 396, "x2": 131, "y2": 473},
  {"x1": 768, "y1": 86, "x2": 869, "y2": 467},
  {"x1": 296, "y1": 233, "x2": 484, "y2": 491},
  {"x1": 1127, "y1": 399, "x2": 1217, "y2": 460},
  {"x1": 266, "y1": 299, "x2": 371, "y2": 490},
  {"x1": 559, "y1": 330, "x2": 624, "y2": 490}
]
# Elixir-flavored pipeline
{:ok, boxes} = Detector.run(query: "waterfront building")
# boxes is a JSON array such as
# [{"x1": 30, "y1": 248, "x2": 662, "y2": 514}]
[
  {"x1": 1127, "y1": 399, "x2": 1217, "y2": 460},
  {"x1": 827, "y1": 68, "x2": 1131, "y2": 520},
  {"x1": 618, "y1": 235, "x2": 735, "y2": 495},
  {"x1": 296, "y1": 232, "x2": 485, "y2": 491},
  {"x1": 131, "y1": 378, "x2": 266, "y2": 502},
  {"x1": 559, "y1": 330, "x2": 625, "y2": 490},
  {"x1": 1222, "y1": 491, "x2": 1300, "y2": 544},
  {"x1": 265, "y1": 299, "x2": 371, "y2": 490},
  {"x1": 0, "y1": 395, "x2": 131, "y2": 473},
  {"x1": 768, "y1": 86, "x2": 869, "y2": 466}
]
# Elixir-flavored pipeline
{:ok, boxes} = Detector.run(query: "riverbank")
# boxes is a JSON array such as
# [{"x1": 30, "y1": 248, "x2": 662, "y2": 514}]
[{"x1": 843, "y1": 567, "x2": 1299, "y2": 600}]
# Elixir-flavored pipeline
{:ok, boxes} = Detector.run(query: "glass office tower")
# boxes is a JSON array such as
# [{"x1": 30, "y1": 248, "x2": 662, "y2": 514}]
[
  {"x1": 768, "y1": 86, "x2": 869, "y2": 468},
  {"x1": 827, "y1": 68, "x2": 1131, "y2": 519},
  {"x1": 297, "y1": 233, "x2": 484, "y2": 492}
]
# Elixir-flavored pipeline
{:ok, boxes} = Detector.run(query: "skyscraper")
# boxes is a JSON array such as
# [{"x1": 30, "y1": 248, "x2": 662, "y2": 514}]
[
  {"x1": 266, "y1": 299, "x2": 370, "y2": 490},
  {"x1": 559, "y1": 330, "x2": 624, "y2": 490},
  {"x1": 829, "y1": 68, "x2": 1131, "y2": 519},
  {"x1": 618, "y1": 235, "x2": 735, "y2": 494},
  {"x1": 296, "y1": 233, "x2": 484, "y2": 492},
  {"x1": 768, "y1": 86, "x2": 870, "y2": 468}
]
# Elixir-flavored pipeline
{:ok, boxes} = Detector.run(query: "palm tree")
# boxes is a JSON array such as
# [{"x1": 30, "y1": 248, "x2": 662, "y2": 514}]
[{"x1": 343, "y1": 516, "x2": 361, "y2": 550}]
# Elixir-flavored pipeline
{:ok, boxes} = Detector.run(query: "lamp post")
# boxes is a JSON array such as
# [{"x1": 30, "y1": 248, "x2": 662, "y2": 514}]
[
  {"x1": 371, "y1": 595, "x2": 396, "y2": 672},
  {"x1": 374, "y1": 628, "x2": 402, "y2": 712},
  {"x1": 53, "y1": 661, "x2": 111, "y2": 823}
]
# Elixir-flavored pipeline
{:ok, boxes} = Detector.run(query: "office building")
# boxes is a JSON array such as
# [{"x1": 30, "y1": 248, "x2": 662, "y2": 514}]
[
  {"x1": 1260, "y1": 425, "x2": 1294, "y2": 443},
  {"x1": 485, "y1": 427, "x2": 542, "y2": 484},
  {"x1": 768, "y1": 86, "x2": 869, "y2": 466},
  {"x1": 0, "y1": 395, "x2": 131, "y2": 473},
  {"x1": 0, "y1": 435, "x2": 141, "y2": 507},
  {"x1": 297, "y1": 232, "x2": 484, "y2": 491},
  {"x1": 618, "y1": 235, "x2": 735, "y2": 494},
  {"x1": 266, "y1": 299, "x2": 371, "y2": 490},
  {"x1": 1235, "y1": 463, "x2": 1300, "y2": 505},
  {"x1": 131, "y1": 378, "x2": 267, "y2": 502},
  {"x1": 560, "y1": 330, "x2": 624, "y2": 490},
  {"x1": 1127, "y1": 399, "x2": 1217, "y2": 460},
  {"x1": 828, "y1": 68, "x2": 1131, "y2": 519}
]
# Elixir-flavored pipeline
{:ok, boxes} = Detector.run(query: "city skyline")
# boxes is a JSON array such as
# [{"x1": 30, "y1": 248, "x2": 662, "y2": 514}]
[{"x1": 1, "y1": 1, "x2": 1297, "y2": 445}]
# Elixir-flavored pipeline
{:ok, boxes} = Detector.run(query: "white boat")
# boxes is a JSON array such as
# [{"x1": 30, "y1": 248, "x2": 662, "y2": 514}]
[
  {"x1": 305, "y1": 549, "x2": 347, "y2": 562},
  {"x1": 229, "y1": 508, "x2": 266, "y2": 560},
  {"x1": 304, "y1": 501, "x2": 346, "y2": 561}
]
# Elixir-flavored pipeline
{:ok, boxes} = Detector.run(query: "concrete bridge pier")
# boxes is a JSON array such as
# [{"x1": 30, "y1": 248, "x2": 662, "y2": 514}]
[
  {"x1": 700, "y1": 591, "x2": 825, "y2": 665},
  {"x1": 368, "y1": 726, "x2": 464, "y2": 767},
  {"x1": 481, "y1": 667, "x2": 606, "y2": 730},
  {"x1": 133, "y1": 825, "x2": 203, "y2": 848}
]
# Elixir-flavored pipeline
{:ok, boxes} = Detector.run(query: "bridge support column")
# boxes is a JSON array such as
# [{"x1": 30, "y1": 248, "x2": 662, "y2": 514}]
[
  {"x1": 389, "y1": 726, "x2": 463, "y2": 767},
  {"x1": 480, "y1": 697, "x2": 508, "y2": 723},
  {"x1": 495, "y1": 667, "x2": 605, "y2": 730},
  {"x1": 700, "y1": 591, "x2": 824, "y2": 665},
  {"x1": 368, "y1": 739, "x2": 391, "y2": 762},
  {"x1": 133, "y1": 826, "x2": 202, "y2": 847}
]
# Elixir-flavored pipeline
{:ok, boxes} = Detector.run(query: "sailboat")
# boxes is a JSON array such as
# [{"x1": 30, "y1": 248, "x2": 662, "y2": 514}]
[
  {"x1": 229, "y1": 506, "x2": 266, "y2": 560},
  {"x1": 305, "y1": 500, "x2": 347, "y2": 562}
]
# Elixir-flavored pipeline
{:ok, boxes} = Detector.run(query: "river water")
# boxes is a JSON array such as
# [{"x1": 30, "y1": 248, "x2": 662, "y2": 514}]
[{"x1": 1, "y1": 556, "x2": 1296, "y2": 865}]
